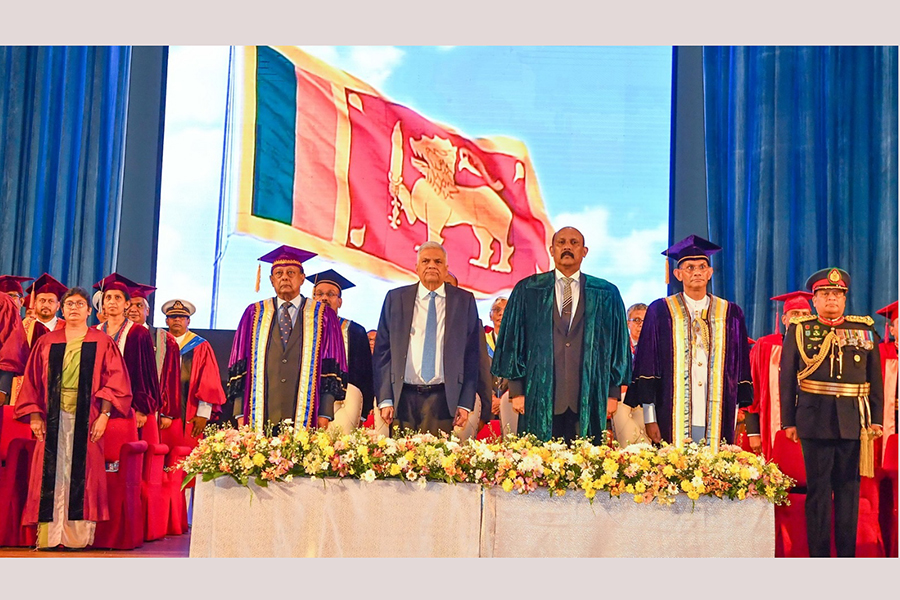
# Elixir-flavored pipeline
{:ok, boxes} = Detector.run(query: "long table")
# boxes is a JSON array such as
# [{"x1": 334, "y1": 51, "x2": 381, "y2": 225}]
[{"x1": 189, "y1": 477, "x2": 774, "y2": 557}]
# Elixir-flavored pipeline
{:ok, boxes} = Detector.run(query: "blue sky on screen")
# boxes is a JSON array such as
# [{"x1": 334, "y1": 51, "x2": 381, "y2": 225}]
[{"x1": 155, "y1": 46, "x2": 672, "y2": 331}]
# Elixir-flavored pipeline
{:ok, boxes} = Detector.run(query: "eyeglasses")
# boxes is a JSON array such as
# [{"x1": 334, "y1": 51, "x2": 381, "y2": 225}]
[
  {"x1": 679, "y1": 264, "x2": 709, "y2": 273},
  {"x1": 7, "y1": 293, "x2": 22, "y2": 299},
  {"x1": 313, "y1": 291, "x2": 340, "y2": 300},
  {"x1": 63, "y1": 301, "x2": 88, "y2": 309},
  {"x1": 628, "y1": 318, "x2": 644, "y2": 324}
]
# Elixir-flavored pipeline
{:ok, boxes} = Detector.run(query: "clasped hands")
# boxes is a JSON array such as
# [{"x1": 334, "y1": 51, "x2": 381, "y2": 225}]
[
  {"x1": 379, "y1": 406, "x2": 470, "y2": 429},
  {"x1": 508, "y1": 396, "x2": 620, "y2": 419}
]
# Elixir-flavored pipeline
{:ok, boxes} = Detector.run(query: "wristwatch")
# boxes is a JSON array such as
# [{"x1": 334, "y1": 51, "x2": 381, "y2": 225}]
[{"x1": 101, "y1": 410, "x2": 111, "y2": 418}]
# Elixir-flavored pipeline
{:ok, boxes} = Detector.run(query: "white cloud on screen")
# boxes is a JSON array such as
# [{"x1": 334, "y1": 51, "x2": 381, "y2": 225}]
[
  {"x1": 552, "y1": 205, "x2": 668, "y2": 308},
  {"x1": 164, "y1": 46, "x2": 230, "y2": 128},
  {"x1": 299, "y1": 46, "x2": 405, "y2": 90}
]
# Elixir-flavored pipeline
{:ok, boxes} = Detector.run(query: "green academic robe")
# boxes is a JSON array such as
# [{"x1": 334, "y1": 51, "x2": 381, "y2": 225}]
[{"x1": 491, "y1": 271, "x2": 632, "y2": 441}]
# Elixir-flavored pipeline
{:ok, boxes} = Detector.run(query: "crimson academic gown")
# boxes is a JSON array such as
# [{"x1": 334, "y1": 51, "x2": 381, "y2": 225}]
[
  {"x1": 14, "y1": 328, "x2": 133, "y2": 525},
  {"x1": 9, "y1": 318, "x2": 66, "y2": 405},
  {"x1": 745, "y1": 332, "x2": 783, "y2": 459},
  {"x1": 147, "y1": 326, "x2": 181, "y2": 430},
  {"x1": 879, "y1": 339, "x2": 897, "y2": 437},
  {"x1": 96, "y1": 320, "x2": 161, "y2": 418},
  {"x1": 161, "y1": 332, "x2": 226, "y2": 448},
  {"x1": 0, "y1": 293, "x2": 28, "y2": 394}
]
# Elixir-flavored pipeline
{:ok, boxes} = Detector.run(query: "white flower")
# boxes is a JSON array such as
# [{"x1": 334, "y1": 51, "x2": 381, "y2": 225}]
[
  {"x1": 622, "y1": 442, "x2": 654, "y2": 454},
  {"x1": 406, "y1": 470, "x2": 418, "y2": 481},
  {"x1": 416, "y1": 477, "x2": 428, "y2": 489},
  {"x1": 361, "y1": 469, "x2": 376, "y2": 483}
]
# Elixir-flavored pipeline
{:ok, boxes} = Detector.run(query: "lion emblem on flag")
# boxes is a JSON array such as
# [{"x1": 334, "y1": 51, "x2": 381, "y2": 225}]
[{"x1": 387, "y1": 121, "x2": 515, "y2": 273}]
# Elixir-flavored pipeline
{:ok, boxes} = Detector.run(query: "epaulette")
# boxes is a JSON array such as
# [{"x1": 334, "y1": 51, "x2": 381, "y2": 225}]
[
  {"x1": 845, "y1": 315, "x2": 875, "y2": 326},
  {"x1": 789, "y1": 315, "x2": 817, "y2": 325}
]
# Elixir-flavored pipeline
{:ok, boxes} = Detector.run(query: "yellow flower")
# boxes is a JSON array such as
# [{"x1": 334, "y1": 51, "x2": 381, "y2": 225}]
[
  {"x1": 404, "y1": 451, "x2": 415, "y2": 462},
  {"x1": 635, "y1": 482, "x2": 646, "y2": 494},
  {"x1": 213, "y1": 443, "x2": 226, "y2": 452},
  {"x1": 252, "y1": 453, "x2": 266, "y2": 467},
  {"x1": 739, "y1": 467, "x2": 751, "y2": 481},
  {"x1": 324, "y1": 447, "x2": 335, "y2": 458},
  {"x1": 737, "y1": 489, "x2": 746, "y2": 500},
  {"x1": 663, "y1": 465, "x2": 675, "y2": 477},
  {"x1": 389, "y1": 464, "x2": 401, "y2": 476},
  {"x1": 681, "y1": 480, "x2": 693, "y2": 492},
  {"x1": 502, "y1": 478, "x2": 514, "y2": 492},
  {"x1": 585, "y1": 488, "x2": 597, "y2": 500},
  {"x1": 633, "y1": 494, "x2": 644, "y2": 503},
  {"x1": 687, "y1": 490, "x2": 700, "y2": 500},
  {"x1": 377, "y1": 437, "x2": 387, "y2": 447},
  {"x1": 508, "y1": 469, "x2": 518, "y2": 479},
  {"x1": 625, "y1": 484, "x2": 635, "y2": 494}
]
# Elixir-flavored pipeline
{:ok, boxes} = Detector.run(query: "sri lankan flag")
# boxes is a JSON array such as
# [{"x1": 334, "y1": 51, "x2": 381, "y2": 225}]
[{"x1": 236, "y1": 46, "x2": 554, "y2": 295}]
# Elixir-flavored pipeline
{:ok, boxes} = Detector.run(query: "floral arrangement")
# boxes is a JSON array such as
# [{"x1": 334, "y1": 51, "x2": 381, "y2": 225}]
[{"x1": 179, "y1": 424, "x2": 794, "y2": 506}]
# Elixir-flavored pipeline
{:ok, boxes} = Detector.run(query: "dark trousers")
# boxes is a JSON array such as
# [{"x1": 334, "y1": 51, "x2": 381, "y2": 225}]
[
  {"x1": 552, "y1": 409, "x2": 579, "y2": 444},
  {"x1": 396, "y1": 384, "x2": 453, "y2": 436},
  {"x1": 800, "y1": 437, "x2": 861, "y2": 557}
]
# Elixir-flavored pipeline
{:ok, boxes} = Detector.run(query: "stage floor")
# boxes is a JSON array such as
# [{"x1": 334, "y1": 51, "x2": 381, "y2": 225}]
[{"x1": 0, "y1": 531, "x2": 191, "y2": 558}]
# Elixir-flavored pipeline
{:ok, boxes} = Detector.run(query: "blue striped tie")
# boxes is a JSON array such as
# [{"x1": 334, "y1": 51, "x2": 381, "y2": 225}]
[
  {"x1": 279, "y1": 303, "x2": 293, "y2": 348},
  {"x1": 421, "y1": 291, "x2": 437, "y2": 382}
]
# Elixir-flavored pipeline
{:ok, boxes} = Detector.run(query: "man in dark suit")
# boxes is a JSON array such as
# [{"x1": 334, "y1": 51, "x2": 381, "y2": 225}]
[{"x1": 373, "y1": 242, "x2": 481, "y2": 436}]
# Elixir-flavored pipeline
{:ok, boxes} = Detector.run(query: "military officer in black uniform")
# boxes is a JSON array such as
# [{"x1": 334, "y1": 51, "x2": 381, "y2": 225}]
[{"x1": 780, "y1": 267, "x2": 884, "y2": 557}]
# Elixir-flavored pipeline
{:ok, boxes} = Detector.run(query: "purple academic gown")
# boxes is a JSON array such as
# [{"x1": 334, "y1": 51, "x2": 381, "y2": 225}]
[
  {"x1": 227, "y1": 297, "x2": 347, "y2": 430},
  {"x1": 624, "y1": 293, "x2": 753, "y2": 445}
]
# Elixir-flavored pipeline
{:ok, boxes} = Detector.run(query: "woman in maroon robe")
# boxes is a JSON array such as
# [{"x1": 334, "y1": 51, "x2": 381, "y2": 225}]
[{"x1": 14, "y1": 287, "x2": 132, "y2": 549}]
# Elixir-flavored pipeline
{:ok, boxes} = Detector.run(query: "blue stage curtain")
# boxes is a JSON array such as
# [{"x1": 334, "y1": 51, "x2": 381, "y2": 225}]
[
  {"x1": 702, "y1": 46, "x2": 897, "y2": 338},
  {"x1": 0, "y1": 46, "x2": 131, "y2": 289}
]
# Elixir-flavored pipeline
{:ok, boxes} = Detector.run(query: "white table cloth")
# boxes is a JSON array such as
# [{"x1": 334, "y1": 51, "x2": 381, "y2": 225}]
[{"x1": 190, "y1": 477, "x2": 774, "y2": 557}]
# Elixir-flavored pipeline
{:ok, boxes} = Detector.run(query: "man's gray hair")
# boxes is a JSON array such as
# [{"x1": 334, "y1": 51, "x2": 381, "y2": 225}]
[
  {"x1": 627, "y1": 303, "x2": 648, "y2": 317},
  {"x1": 490, "y1": 296, "x2": 508, "y2": 312},
  {"x1": 417, "y1": 241, "x2": 447, "y2": 260}
]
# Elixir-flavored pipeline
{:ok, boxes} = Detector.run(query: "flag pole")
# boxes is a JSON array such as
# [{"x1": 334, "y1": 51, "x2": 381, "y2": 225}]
[{"x1": 211, "y1": 45, "x2": 236, "y2": 329}]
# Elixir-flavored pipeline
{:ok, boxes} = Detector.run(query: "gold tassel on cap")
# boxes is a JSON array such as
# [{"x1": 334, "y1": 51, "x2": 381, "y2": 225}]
[
  {"x1": 664, "y1": 257, "x2": 670, "y2": 285},
  {"x1": 255, "y1": 264, "x2": 261, "y2": 293}
]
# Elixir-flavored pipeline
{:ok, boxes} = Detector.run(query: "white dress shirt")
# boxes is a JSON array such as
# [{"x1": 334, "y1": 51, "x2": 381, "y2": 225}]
[
  {"x1": 404, "y1": 282, "x2": 446, "y2": 385},
  {"x1": 173, "y1": 332, "x2": 212, "y2": 419},
  {"x1": 276, "y1": 294, "x2": 303, "y2": 327},
  {"x1": 643, "y1": 293, "x2": 711, "y2": 427},
  {"x1": 38, "y1": 316, "x2": 59, "y2": 332},
  {"x1": 554, "y1": 268, "x2": 581, "y2": 330}
]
